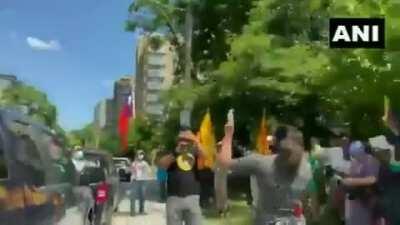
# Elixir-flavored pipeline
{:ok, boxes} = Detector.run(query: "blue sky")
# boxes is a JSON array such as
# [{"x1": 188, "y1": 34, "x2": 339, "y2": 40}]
[{"x1": 0, "y1": 0, "x2": 137, "y2": 130}]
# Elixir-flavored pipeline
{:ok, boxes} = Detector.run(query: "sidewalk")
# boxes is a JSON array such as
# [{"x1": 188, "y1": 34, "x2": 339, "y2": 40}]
[
  {"x1": 112, "y1": 199, "x2": 166, "y2": 225},
  {"x1": 112, "y1": 198, "x2": 253, "y2": 225}
]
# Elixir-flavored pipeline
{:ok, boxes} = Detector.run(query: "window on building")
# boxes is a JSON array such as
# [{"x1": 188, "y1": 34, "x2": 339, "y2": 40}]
[
  {"x1": 148, "y1": 68, "x2": 164, "y2": 78},
  {"x1": 146, "y1": 94, "x2": 159, "y2": 102},
  {"x1": 148, "y1": 53, "x2": 165, "y2": 66},
  {"x1": 147, "y1": 81, "x2": 162, "y2": 90},
  {"x1": 146, "y1": 104, "x2": 164, "y2": 115}
]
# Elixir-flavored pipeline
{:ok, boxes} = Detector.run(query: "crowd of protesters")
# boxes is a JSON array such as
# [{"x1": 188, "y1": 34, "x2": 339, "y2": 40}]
[{"x1": 124, "y1": 114, "x2": 400, "y2": 225}]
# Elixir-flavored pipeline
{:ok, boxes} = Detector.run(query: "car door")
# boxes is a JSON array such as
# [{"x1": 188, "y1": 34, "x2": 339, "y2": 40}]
[
  {"x1": 38, "y1": 134, "x2": 89, "y2": 225},
  {"x1": 107, "y1": 158, "x2": 120, "y2": 210},
  {"x1": 9, "y1": 121, "x2": 86, "y2": 225},
  {"x1": 13, "y1": 131, "x2": 50, "y2": 225},
  {"x1": 0, "y1": 123, "x2": 26, "y2": 225}
]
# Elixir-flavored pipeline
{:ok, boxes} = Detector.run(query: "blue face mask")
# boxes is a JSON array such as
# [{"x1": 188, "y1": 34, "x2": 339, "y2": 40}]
[{"x1": 349, "y1": 141, "x2": 366, "y2": 159}]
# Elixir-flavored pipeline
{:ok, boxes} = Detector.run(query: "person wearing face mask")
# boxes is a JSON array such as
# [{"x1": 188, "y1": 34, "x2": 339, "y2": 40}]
[
  {"x1": 130, "y1": 150, "x2": 151, "y2": 216},
  {"x1": 157, "y1": 127, "x2": 206, "y2": 225},
  {"x1": 340, "y1": 141, "x2": 380, "y2": 225}
]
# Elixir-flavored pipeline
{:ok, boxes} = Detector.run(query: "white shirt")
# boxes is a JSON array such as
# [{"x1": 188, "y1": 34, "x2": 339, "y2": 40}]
[{"x1": 131, "y1": 160, "x2": 150, "y2": 181}]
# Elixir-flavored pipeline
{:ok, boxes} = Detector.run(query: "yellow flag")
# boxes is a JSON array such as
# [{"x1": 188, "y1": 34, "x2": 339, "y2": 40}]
[
  {"x1": 198, "y1": 110, "x2": 216, "y2": 169},
  {"x1": 256, "y1": 113, "x2": 271, "y2": 155}
]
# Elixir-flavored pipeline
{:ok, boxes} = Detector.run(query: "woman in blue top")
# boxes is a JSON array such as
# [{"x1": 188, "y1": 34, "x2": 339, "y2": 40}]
[{"x1": 156, "y1": 150, "x2": 168, "y2": 203}]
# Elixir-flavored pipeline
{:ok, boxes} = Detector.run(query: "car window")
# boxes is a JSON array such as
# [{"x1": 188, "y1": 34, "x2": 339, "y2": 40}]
[
  {"x1": 15, "y1": 134, "x2": 45, "y2": 186},
  {"x1": 80, "y1": 166, "x2": 106, "y2": 186},
  {"x1": 46, "y1": 135, "x2": 76, "y2": 185},
  {"x1": 82, "y1": 157, "x2": 102, "y2": 168},
  {"x1": 49, "y1": 139, "x2": 63, "y2": 161},
  {"x1": 0, "y1": 134, "x2": 8, "y2": 179},
  {"x1": 114, "y1": 159, "x2": 129, "y2": 167}
]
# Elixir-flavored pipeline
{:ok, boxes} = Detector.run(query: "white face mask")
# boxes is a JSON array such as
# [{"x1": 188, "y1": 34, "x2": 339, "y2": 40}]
[{"x1": 73, "y1": 151, "x2": 83, "y2": 160}]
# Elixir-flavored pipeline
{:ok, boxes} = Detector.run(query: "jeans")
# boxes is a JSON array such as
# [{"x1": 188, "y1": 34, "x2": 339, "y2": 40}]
[
  {"x1": 159, "y1": 181, "x2": 167, "y2": 203},
  {"x1": 166, "y1": 195, "x2": 202, "y2": 225},
  {"x1": 130, "y1": 180, "x2": 146, "y2": 215}
]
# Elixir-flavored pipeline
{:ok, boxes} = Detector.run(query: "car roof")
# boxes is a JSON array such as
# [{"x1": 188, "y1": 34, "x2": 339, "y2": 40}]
[
  {"x1": 0, "y1": 108, "x2": 54, "y2": 135},
  {"x1": 0, "y1": 108, "x2": 66, "y2": 148},
  {"x1": 81, "y1": 149, "x2": 113, "y2": 160},
  {"x1": 113, "y1": 157, "x2": 130, "y2": 160}
]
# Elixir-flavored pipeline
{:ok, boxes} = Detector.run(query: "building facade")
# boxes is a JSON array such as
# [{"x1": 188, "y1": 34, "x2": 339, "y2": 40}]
[
  {"x1": 93, "y1": 76, "x2": 135, "y2": 135},
  {"x1": 94, "y1": 99, "x2": 114, "y2": 130},
  {"x1": 113, "y1": 77, "x2": 134, "y2": 125},
  {"x1": 135, "y1": 34, "x2": 174, "y2": 121}
]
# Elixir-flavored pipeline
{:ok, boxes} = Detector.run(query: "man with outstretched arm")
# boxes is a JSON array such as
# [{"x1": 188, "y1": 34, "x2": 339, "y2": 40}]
[{"x1": 218, "y1": 121, "x2": 315, "y2": 225}]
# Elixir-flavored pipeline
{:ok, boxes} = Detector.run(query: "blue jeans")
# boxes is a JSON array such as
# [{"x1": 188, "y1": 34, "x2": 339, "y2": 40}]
[{"x1": 130, "y1": 180, "x2": 146, "y2": 215}]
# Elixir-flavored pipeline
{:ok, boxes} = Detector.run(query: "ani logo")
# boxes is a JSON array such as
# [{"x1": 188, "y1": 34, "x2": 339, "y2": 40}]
[{"x1": 329, "y1": 18, "x2": 385, "y2": 49}]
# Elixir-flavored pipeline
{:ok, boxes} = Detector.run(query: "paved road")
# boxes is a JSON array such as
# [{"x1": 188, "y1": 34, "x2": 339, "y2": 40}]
[
  {"x1": 112, "y1": 199, "x2": 166, "y2": 225},
  {"x1": 113, "y1": 180, "x2": 166, "y2": 225}
]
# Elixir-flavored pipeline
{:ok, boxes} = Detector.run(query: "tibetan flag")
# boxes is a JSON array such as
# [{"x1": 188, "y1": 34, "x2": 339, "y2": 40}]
[
  {"x1": 383, "y1": 96, "x2": 400, "y2": 161},
  {"x1": 118, "y1": 94, "x2": 133, "y2": 151},
  {"x1": 198, "y1": 110, "x2": 216, "y2": 169},
  {"x1": 196, "y1": 131, "x2": 206, "y2": 170},
  {"x1": 256, "y1": 112, "x2": 270, "y2": 155},
  {"x1": 383, "y1": 96, "x2": 400, "y2": 135}
]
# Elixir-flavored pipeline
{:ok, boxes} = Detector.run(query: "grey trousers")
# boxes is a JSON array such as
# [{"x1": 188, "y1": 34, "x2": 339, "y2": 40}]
[
  {"x1": 166, "y1": 195, "x2": 202, "y2": 225},
  {"x1": 214, "y1": 166, "x2": 228, "y2": 212}
]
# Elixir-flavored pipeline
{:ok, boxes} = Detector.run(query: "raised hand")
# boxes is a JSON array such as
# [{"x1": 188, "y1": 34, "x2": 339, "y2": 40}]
[
  {"x1": 224, "y1": 123, "x2": 234, "y2": 138},
  {"x1": 179, "y1": 131, "x2": 200, "y2": 144}
]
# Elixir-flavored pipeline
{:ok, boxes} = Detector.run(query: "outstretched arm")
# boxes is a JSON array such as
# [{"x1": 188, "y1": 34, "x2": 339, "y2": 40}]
[
  {"x1": 218, "y1": 123, "x2": 234, "y2": 169},
  {"x1": 342, "y1": 176, "x2": 377, "y2": 187}
]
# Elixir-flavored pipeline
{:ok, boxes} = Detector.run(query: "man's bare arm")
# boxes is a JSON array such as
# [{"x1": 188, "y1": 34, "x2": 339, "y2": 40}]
[
  {"x1": 218, "y1": 124, "x2": 234, "y2": 169},
  {"x1": 157, "y1": 154, "x2": 175, "y2": 169},
  {"x1": 342, "y1": 176, "x2": 377, "y2": 187}
]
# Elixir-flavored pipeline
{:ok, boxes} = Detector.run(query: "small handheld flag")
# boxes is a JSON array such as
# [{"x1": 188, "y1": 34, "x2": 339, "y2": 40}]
[
  {"x1": 198, "y1": 110, "x2": 216, "y2": 169},
  {"x1": 256, "y1": 109, "x2": 271, "y2": 155},
  {"x1": 383, "y1": 96, "x2": 399, "y2": 135}
]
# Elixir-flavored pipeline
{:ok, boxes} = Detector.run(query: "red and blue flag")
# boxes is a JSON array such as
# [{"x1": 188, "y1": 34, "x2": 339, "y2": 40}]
[{"x1": 118, "y1": 94, "x2": 134, "y2": 151}]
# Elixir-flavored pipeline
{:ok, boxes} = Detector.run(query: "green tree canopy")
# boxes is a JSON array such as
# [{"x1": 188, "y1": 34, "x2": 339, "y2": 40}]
[
  {"x1": 1, "y1": 83, "x2": 58, "y2": 128},
  {"x1": 128, "y1": 0, "x2": 400, "y2": 148}
]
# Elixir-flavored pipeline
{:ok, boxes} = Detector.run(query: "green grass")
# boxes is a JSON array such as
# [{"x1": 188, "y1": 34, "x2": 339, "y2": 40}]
[{"x1": 204, "y1": 201, "x2": 252, "y2": 225}]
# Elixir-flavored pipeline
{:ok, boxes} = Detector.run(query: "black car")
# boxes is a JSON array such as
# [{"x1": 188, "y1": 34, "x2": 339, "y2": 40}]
[
  {"x1": 0, "y1": 108, "x2": 94, "y2": 225},
  {"x1": 76, "y1": 150, "x2": 120, "y2": 225}
]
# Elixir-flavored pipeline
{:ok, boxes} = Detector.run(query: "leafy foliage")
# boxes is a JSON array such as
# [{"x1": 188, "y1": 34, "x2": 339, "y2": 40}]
[
  {"x1": 98, "y1": 131, "x2": 120, "y2": 155},
  {"x1": 1, "y1": 84, "x2": 58, "y2": 128},
  {"x1": 128, "y1": 115, "x2": 162, "y2": 153},
  {"x1": 68, "y1": 123, "x2": 96, "y2": 148},
  {"x1": 128, "y1": 0, "x2": 400, "y2": 148}
]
